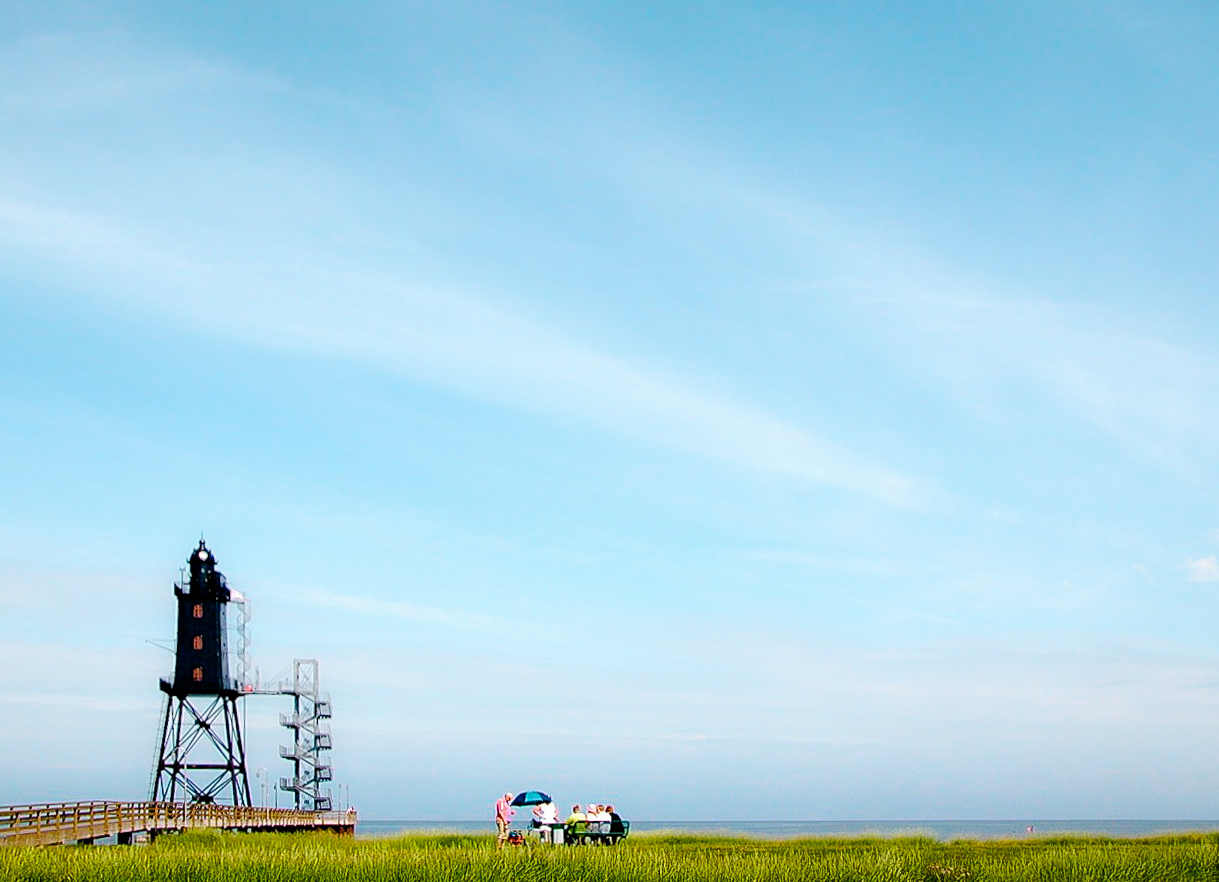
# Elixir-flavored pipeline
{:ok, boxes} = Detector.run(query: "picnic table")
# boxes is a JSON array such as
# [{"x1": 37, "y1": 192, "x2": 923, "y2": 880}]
[
  {"x1": 560, "y1": 818, "x2": 630, "y2": 845},
  {"x1": 516, "y1": 819, "x2": 630, "y2": 846}
]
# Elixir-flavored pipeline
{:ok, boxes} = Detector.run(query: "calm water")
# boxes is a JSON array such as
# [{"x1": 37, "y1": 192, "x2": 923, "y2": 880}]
[{"x1": 357, "y1": 819, "x2": 1219, "y2": 841}]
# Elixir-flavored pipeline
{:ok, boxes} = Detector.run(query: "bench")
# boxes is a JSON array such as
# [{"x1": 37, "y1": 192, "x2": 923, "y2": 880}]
[{"x1": 563, "y1": 819, "x2": 630, "y2": 845}]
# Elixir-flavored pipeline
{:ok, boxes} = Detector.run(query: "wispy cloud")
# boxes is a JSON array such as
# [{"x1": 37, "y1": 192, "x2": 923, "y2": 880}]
[
  {"x1": 0, "y1": 195, "x2": 923, "y2": 507},
  {"x1": 449, "y1": 53, "x2": 1219, "y2": 466},
  {"x1": 0, "y1": 199, "x2": 182, "y2": 269},
  {"x1": 724, "y1": 172, "x2": 1219, "y2": 467},
  {"x1": 826, "y1": 280, "x2": 1219, "y2": 462},
  {"x1": 300, "y1": 588, "x2": 502, "y2": 632},
  {"x1": 1183, "y1": 556, "x2": 1219, "y2": 583},
  {"x1": 0, "y1": 31, "x2": 286, "y2": 112},
  {"x1": 0, "y1": 692, "x2": 146, "y2": 712},
  {"x1": 277, "y1": 274, "x2": 920, "y2": 505}
]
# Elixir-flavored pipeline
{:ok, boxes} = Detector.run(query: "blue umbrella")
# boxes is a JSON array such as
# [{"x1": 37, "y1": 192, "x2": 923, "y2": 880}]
[{"x1": 510, "y1": 790, "x2": 551, "y2": 806}]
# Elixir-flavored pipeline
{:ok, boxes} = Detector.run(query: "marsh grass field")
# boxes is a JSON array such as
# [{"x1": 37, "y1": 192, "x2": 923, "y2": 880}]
[{"x1": 4, "y1": 830, "x2": 1219, "y2": 881}]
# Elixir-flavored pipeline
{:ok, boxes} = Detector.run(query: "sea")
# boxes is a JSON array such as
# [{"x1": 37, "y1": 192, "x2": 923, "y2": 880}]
[{"x1": 357, "y1": 819, "x2": 1219, "y2": 841}]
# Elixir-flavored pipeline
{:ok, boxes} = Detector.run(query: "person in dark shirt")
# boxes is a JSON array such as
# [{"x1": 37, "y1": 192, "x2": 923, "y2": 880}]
[{"x1": 607, "y1": 804, "x2": 624, "y2": 840}]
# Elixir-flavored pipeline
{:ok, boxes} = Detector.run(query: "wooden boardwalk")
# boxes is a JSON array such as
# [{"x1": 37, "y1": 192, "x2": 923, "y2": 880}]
[{"x1": 0, "y1": 800, "x2": 356, "y2": 847}]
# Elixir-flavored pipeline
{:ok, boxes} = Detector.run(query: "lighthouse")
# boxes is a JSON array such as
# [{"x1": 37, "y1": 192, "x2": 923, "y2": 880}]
[
  {"x1": 150, "y1": 540, "x2": 252, "y2": 805},
  {"x1": 172, "y1": 540, "x2": 234, "y2": 694}
]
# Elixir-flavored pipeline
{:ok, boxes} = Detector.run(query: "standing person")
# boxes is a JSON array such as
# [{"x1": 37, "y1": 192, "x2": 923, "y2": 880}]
[
  {"x1": 533, "y1": 800, "x2": 558, "y2": 843},
  {"x1": 532, "y1": 800, "x2": 557, "y2": 827},
  {"x1": 495, "y1": 793, "x2": 515, "y2": 848}
]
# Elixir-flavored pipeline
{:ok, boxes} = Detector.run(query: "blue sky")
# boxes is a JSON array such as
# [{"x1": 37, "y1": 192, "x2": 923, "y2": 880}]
[{"x1": 3, "y1": 0, "x2": 1219, "y2": 821}]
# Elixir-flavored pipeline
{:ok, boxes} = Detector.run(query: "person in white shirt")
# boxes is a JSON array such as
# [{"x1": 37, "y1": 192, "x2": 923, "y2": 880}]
[
  {"x1": 592, "y1": 804, "x2": 611, "y2": 841},
  {"x1": 533, "y1": 800, "x2": 558, "y2": 825},
  {"x1": 532, "y1": 800, "x2": 559, "y2": 842}
]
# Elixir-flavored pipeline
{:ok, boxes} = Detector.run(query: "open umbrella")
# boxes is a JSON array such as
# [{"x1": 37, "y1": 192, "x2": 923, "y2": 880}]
[{"x1": 510, "y1": 790, "x2": 552, "y2": 806}]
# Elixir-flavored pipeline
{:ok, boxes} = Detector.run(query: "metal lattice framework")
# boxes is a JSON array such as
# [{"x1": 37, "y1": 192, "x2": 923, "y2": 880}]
[
  {"x1": 151, "y1": 692, "x2": 251, "y2": 805},
  {"x1": 277, "y1": 660, "x2": 334, "y2": 811}
]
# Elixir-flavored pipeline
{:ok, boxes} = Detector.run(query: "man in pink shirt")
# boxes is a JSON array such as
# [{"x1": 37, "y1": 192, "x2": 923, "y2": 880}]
[{"x1": 495, "y1": 792, "x2": 515, "y2": 848}]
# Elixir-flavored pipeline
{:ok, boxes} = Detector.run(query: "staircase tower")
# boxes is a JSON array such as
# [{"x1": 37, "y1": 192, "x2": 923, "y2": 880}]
[{"x1": 278, "y1": 659, "x2": 334, "y2": 810}]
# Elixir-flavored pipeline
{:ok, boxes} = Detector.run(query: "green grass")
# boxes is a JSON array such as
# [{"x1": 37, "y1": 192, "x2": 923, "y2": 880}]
[{"x1": 3, "y1": 829, "x2": 1219, "y2": 881}]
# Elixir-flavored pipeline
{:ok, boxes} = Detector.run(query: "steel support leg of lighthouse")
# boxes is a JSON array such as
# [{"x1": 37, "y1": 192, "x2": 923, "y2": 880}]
[{"x1": 151, "y1": 687, "x2": 252, "y2": 806}]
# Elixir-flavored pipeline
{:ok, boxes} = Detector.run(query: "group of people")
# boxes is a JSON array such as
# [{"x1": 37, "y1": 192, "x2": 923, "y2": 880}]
[
  {"x1": 494, "y1": 793, "x2": 624, "y2": 847},
  {"x1": 565, "y1": 802, "x2": 622, "y2": 836}
]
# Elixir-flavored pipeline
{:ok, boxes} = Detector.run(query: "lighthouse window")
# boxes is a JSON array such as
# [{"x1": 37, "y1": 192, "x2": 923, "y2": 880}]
[
  {"x1": 192, "y1": 667, "x2": 203, "y2": 682},
  {"x1": 193, "y1": 604, "x2": 203, "y2": 619},
  {"x1": 193, "y1": 635, "x2": 203, "y2": 651}
]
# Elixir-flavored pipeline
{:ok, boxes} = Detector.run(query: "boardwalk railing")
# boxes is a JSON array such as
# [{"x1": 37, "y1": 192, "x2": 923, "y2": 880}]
[{"x1": 0, "y1": 801, "x2": 356, "y2": 847}]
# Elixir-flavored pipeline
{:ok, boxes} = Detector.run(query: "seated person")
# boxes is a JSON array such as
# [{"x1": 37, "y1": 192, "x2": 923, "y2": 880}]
[
  {"x1": 581, "y1": 804, "x2": 599, "y2": 839},
  {"x1": 607, "y1": 805, "x2": 624, "y2": 837},
  {"x1": 566, "y1": 804, "x2": 587, "y2": 835},
  {"x1": 591, "y1": 804, "x2": 611, "y2": 840}
]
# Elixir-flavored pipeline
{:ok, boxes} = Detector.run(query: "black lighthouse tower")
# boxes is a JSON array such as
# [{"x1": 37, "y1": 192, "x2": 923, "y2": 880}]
[{"x1": 151, "y1": 540, "x2": 252, "y2": 805}]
